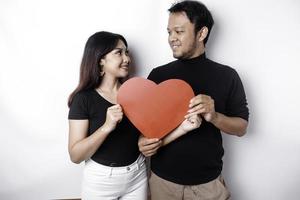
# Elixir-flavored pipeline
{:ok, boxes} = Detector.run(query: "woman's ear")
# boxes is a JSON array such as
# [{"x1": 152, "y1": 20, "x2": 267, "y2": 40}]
[
  {"x1": 100, "y1": 71, "x2": 105, "y2": 77},
  {"x1": 99, "y1": 58, "x2": 105, "y2": 67},
  {"x1": 99, "y1": 59, "x2": 105, "y2": 76}
]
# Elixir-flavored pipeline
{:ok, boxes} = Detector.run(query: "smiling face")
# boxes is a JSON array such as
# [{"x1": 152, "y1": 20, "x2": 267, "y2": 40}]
[
  {"x1": 167, "y1": 12, "x2": 204, "y2": 59},
  {"x1": 100, "y1": 40, "x2": 130, "y2": 79}
]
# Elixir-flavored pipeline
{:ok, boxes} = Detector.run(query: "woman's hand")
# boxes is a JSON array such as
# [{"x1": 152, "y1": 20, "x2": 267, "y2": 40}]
[
  {"x1": 102, "y1": 104, "x2": 123, "y2": 133},
  {"x1": 179, "y1": 114, "x2": 202, "y2": 133}
]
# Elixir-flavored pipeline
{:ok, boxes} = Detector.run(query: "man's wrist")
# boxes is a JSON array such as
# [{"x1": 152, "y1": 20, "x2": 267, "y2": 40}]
[{"x1": 210, "y1": 112, "x2": 219, "y2": 125}]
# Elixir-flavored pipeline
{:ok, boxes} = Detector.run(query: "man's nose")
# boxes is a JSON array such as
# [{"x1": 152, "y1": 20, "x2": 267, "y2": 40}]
[{"x1": 169, "y1": 32, "x2": 177, "y2": 42}]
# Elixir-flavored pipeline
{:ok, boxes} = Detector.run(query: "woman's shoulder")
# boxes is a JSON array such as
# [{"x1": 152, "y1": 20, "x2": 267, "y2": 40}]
[
  {"x1": 71, "y1": 89, "x2": 97, "y2": 106},
  {"x1": 75, "y1": 89, "x2": 95, "y2": 98}
]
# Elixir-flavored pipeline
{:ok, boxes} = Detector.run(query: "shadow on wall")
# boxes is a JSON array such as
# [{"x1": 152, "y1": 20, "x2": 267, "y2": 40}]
[
  {"x1": 221, "y1": 82, "x2": 255, "y2": 199},
  {"x1": 127, "y1": 46, "x2": 139, "y2": 78},
  {"x1": 206, "y1": 18, "x2": 258, "y2": 199}
]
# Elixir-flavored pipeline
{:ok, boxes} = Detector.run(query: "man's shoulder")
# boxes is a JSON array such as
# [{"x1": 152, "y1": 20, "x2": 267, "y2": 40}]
[
  {"x1": 206, "y1": 58, "x2": 238, "y2": 76},
  {"x1": 207, "y1": 59, "x2": 234, "y2": 71},
  {"x1": 152, "y1": 60, "x2": 178, "y2": 72},
  {"x1": 147, "y1": 60, "x2": 178, "y2": 81}
]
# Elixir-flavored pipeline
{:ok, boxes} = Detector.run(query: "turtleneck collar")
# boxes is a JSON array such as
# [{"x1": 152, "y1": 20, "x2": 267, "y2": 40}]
[{"x1": 178, "y1": 52, "x2": 206, "y2": 64}]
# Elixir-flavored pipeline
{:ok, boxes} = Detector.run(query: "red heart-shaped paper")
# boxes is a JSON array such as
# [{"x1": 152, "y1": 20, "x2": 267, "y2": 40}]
[{"x1": 117, "y1": 77, "x2": 194, "y2": 139}]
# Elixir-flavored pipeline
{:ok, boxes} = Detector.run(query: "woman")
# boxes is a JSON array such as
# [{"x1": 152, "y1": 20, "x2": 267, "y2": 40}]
[
  {"x1": 67, "y1": 31, "x2": 201, "y2": 199},
  {"x1": 68, "y1": 31, "x2": 147, "y2": 199}
]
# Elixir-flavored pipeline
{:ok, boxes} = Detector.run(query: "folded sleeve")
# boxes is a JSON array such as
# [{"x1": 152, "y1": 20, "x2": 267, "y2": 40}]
[
  {"x1": 225, "y1": 70, "x2": 249, "y2": 121},
  {"x1": 68, "y1": 92, "x2": 89, "y2": 119}
]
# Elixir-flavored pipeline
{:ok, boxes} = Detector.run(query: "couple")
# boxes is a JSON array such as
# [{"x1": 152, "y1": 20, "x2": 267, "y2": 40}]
[{"x1": 67, "y1": 1, "x2": 249, "y2": 200}]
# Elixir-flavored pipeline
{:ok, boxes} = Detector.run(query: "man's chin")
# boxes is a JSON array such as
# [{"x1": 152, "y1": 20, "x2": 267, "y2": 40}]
[
  {"x1": 173, "y1": 52, "x2": 182, "y2": 59},
  {"x1": 173, "y1": 54, "x2": 184, "y2": 59}
]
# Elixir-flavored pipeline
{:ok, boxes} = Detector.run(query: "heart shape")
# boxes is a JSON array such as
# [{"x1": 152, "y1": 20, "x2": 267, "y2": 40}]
[{"x1": 117, "y1": 77, "x2": 194, "y2": 139}]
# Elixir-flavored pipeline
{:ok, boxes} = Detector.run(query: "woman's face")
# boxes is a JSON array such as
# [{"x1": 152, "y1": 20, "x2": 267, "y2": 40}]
[{"x1": 100, "y1": 40, "x2": 131, "y2": 79}]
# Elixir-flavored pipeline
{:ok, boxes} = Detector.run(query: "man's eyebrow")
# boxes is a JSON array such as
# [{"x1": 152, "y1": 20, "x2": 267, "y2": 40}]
[{"x1": 167, "y1": 26, "x2": 184, "y2": 30}]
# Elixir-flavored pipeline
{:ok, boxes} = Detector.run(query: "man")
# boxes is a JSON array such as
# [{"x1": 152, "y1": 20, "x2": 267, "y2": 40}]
[{"x1": 138, "y1": 1, "x2": 249, "y2": 199}]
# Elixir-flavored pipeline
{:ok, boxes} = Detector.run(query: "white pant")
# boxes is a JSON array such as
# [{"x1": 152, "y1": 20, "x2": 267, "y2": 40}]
[{"x1": 81, "y1": 154, "x2": 147, "y2": 200}]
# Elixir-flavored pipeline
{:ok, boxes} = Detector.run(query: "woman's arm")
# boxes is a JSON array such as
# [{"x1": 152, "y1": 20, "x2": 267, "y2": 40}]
[
  {"x1": 138, "y1": 114, "x2": 201, "y2": 157},
  {"x1": 161, "y1": 114, "x2": 202, "y2": 146},
  {"x1": 68, "y1": 104, "x2": 123, "y2": 164},
  {"x1": 68, "y1": 120, "x2": 111, "y2": 164}
]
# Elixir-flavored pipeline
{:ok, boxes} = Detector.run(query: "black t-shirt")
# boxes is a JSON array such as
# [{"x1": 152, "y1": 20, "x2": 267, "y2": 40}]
[
  {"x1": 148, "y1": 53, "x2": 249, "y2": 185},
  {"x1": 68, "y1": 89, "x2": 140, "y2": 166}
]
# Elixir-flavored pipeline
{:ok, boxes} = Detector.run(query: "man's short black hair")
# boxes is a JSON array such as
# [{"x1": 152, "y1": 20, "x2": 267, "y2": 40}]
[{"x1": 168, "y1": 0, "x2": 214, "y2": 45}]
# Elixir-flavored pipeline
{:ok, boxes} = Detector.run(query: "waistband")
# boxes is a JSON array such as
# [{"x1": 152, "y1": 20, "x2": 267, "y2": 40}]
[{"x1": 85, "y1": 154, "x2": 145, "y2": 175}]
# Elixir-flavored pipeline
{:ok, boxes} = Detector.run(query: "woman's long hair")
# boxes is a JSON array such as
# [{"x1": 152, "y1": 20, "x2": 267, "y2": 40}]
[{"x1": 68, "y1": 31, "x2": 127, "y2": 107}]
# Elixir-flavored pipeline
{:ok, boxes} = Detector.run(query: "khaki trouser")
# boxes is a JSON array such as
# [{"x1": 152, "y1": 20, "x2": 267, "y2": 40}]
[{"x1": 149, "y1": 171, "x2": 231, "y2": 200}]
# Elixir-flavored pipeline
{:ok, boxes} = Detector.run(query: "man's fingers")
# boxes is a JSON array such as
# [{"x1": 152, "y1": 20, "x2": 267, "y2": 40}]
[
  {"x1": 189, "y1": 95, "x2": 203, "y2": 107},
  {"x1": 189, "y1": 98, "x2": 200, "y2": 108},
  {"x1": 138, "y1": 136, "x2": 162, "y2": 156},
  {"x1": 143, "y1": 147, "x2": 161, "y2": 157},
  {"x1": 189, "y1": 95, "x2": 207, "y2": 107},
  {"x1": 140, "y1": 141, "x2": 161, "y2": 152},
  {"x1": 185, "y1": 110, "x2": 204, "y2": 119},
  {"x1": 189, "y1": 95, "x2": 212, "y2": 108},
  {"x1": 188, "y1": 104, "x2": 203, "y2": 113},
  {"x1": 140, "y1": 138, "x2": 160, "y2": 146}
]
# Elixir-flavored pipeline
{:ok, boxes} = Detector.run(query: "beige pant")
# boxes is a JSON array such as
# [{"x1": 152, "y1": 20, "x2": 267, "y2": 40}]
[{"x1": 149, "y1": 172, "x2": 231, "y2": 200}]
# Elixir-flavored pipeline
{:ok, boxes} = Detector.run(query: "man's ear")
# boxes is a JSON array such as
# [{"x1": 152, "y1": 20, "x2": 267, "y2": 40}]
[{"x1": 197, "y1": 26, "x2": 208, "y2": 42}]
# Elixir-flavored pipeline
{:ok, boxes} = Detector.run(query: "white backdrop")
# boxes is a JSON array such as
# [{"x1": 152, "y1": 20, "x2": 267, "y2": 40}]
[{"x1": 1, "y1": 0, "x2": 300, "y2": 199}]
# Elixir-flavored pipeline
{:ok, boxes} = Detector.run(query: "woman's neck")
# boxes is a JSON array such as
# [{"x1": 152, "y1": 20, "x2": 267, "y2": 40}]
[
  {"x1": 98, "y1": 77, "x2": 120, "y2": 92},
  {"x1": 96, "y1": 77, "x2": 121, "y2": 104}
]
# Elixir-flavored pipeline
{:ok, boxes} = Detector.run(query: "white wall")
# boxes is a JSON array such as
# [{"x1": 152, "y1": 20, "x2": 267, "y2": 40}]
[{"x1": 1, "y1": 0, "x2": 299, "y2": 199}]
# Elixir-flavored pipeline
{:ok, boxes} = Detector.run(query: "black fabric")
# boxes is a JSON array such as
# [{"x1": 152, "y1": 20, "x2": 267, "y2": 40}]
[
  {"x1": 68, "y1": 89, "x2": 140, "y2": 166},
  {"x1": 148, "y1": 53, "x2": 249, "y2": 185}
]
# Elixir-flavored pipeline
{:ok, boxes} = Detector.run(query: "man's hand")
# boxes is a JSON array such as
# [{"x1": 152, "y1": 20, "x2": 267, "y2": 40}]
[
  {"x1": 186, "y1": 94, "x2": 248, "y2": 136},
  {"x1": 186, "y1": 94, "x2": 217, "y2": 122},
  {"x1": 138, "y1": 135, "x2": 162, "y2": 157}
]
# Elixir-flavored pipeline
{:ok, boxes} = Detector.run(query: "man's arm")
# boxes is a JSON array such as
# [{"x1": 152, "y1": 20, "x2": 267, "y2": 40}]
[
  {"x1": 208, "y1": 112, "x2": 247, "y2": 136},
  {"x1": 186, "y1": 94, "x2": 248, "y2": 136}
]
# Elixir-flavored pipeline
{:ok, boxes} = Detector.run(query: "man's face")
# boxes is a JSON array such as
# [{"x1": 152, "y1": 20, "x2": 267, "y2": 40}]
[{"x1": 167, "y1": 12, "x2": 199, "y2": 59}]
